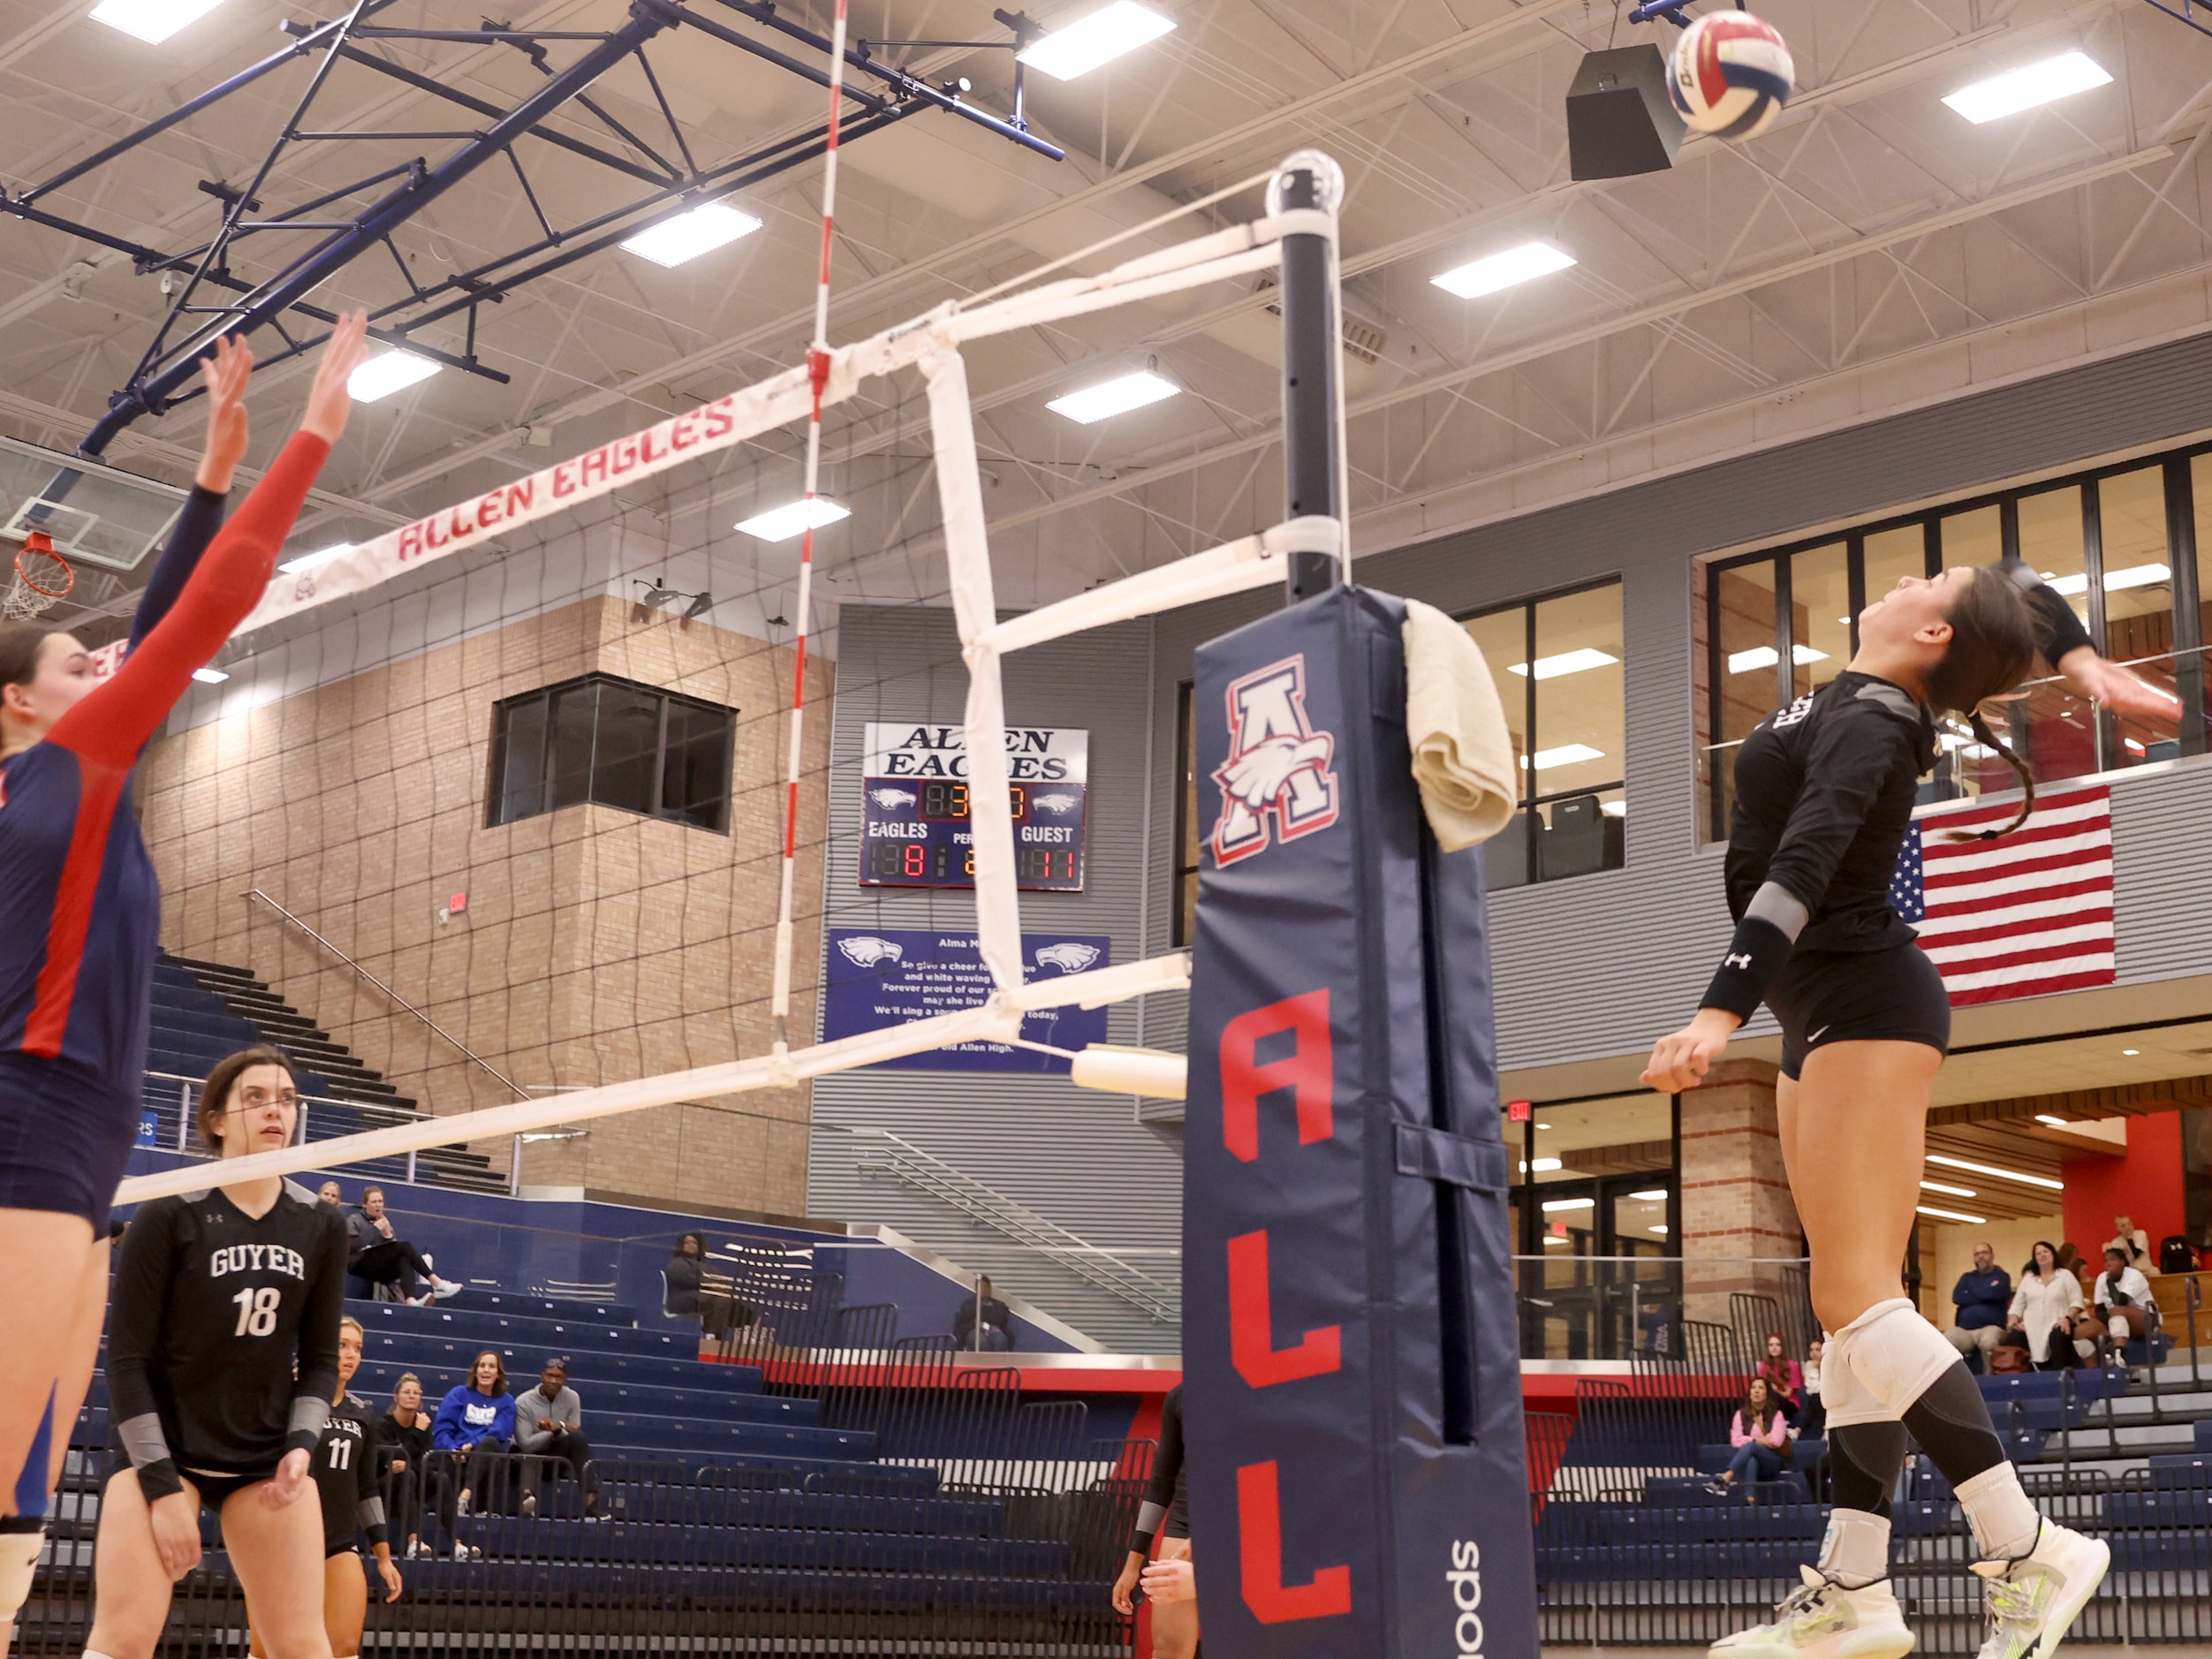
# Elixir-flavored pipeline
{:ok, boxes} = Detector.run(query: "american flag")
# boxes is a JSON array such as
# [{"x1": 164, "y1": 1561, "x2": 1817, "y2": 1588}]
[{"x1": 1889, "y1": 784, "x2": 2115, "y2": 1007}]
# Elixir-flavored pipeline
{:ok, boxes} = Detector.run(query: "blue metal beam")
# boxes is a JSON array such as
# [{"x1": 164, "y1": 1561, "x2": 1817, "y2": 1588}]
[{"x1": 80, "y1": 4, "x2": 670, "y2": 456}]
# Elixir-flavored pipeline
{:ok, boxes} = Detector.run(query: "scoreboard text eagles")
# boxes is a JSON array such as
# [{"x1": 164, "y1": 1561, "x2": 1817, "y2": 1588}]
[{"x1": 859, "y1": 723, "x2": 1088, "y2": 892}]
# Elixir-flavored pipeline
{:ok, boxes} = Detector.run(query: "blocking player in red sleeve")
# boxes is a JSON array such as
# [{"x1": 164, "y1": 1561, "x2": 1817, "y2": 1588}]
[{"x1": 0, "y1": 312, "x2": 371, "y2": 1641}]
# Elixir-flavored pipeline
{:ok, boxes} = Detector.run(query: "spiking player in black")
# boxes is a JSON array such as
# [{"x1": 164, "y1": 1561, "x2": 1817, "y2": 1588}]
[
  {"x1": 84, "y1": 1049, "x2": 349, "y2": 1659},
  {"x1": 1644, "y1": 564, "x2": 2179, "y2": 1659},
  {"x1": 249, "y1": 1315, "x2": 402, "y2": 1659}
]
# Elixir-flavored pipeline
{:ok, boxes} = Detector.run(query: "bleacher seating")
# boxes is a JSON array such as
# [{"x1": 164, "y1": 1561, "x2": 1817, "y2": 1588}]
[{"x1": 141, "y1": 952, "x2": 504, "y2": 1193}]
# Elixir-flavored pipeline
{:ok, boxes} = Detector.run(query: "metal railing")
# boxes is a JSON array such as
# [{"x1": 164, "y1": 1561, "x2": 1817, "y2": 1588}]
[
  {"x1": 844, "y1": 1127, "x2": 1181, "y2": 1324},
  {"x1": 245, "y1": 888, "x2": 531, "y2": 1103},
  {"x1": 142, "y1": 1068, "x2": 449, "y2": 1186}
]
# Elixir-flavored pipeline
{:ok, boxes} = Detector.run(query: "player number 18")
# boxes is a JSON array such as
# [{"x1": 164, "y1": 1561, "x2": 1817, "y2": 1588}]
[{"x1": 231, "y1": 1285, "x2": 281, "y2": 1337}]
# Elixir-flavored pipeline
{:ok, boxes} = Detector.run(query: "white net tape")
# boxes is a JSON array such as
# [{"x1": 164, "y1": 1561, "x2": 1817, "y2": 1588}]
[{"x1": 112, "y1": 161, "x2": 1344, "y2": 1208}]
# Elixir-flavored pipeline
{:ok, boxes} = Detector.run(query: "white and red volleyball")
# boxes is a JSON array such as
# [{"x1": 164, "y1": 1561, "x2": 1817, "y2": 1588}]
[{"x1": 1667, "y1": 11, "x2": 1794, "y2": 140}]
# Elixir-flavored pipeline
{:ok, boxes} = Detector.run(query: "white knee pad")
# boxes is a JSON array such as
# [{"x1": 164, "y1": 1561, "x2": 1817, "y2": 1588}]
[
  {"x1": 0, "y1": 1523, "x2": 42, "y2": 1620},
  {"x1": 1824, "y1": 1299, "x2": 1960, "y2": 1426}
]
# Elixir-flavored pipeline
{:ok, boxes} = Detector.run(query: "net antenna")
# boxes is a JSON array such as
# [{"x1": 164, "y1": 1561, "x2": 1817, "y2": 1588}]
[{"x1": 112, "y1": 149, "x2": 1351, "y2": 1206}]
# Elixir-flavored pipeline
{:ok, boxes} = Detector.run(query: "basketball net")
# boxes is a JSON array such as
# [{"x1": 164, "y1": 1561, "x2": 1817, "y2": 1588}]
[{"x1": 4, "y1": 532, "x2": 72, "y2": 620}]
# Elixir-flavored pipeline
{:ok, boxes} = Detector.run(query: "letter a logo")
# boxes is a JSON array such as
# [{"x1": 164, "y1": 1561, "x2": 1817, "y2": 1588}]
[{"x1": 1211, "y1": 655, "x2": 1339, "y2": 865}]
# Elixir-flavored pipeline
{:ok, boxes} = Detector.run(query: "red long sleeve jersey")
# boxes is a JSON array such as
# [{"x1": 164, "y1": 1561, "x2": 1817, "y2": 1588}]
[{"x1": 0, "y1": 434, "x2": 329, "y2": 1090}]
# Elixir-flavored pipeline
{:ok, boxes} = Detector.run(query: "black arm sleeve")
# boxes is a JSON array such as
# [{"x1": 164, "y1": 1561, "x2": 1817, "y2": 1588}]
[
  {"x1": 1999, "y1": 556, "x2": 2095, "y2": 664},
  {"x1": 1129, "y1": 1389, "x2": 1184, "y2": 1554},
  {"x1": 288, "y1": 1211, "x2": 348, "y2": 1457},
  {"x1": 107, "y1": 1202, "x2": 183, "y2": 1502},
  {"x1": 355, "y1": 1413, "x2": 390, "y2": 1549},
  {"x1": 127, "y1": 485, "x2": 228, "y2": 650}
]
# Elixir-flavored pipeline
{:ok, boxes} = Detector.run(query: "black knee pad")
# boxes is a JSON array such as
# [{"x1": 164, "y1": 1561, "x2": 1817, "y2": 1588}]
[
  {"x1": 1828, "y1": 1420, "x2": 1907, "y2": 1517},
  {"x1": 1901, "y1": 1360, "x2": 2008, "y2": 1488}
]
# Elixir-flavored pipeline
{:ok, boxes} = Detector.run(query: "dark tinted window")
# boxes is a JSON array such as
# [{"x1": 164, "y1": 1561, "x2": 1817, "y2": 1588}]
[{"x1": 488, "y1": 673, "x2": 735, "y2": 834}]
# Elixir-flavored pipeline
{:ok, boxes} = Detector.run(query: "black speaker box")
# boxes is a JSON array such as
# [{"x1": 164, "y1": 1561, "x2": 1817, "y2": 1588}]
[{"x1": 1567, "y1": 44, "x2": 1685, "y2": 181}]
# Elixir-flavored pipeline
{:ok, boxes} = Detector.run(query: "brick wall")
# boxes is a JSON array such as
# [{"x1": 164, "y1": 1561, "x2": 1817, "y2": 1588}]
[{"x1": 140, "y1": 595, "x2": 831, "y2": 1215}]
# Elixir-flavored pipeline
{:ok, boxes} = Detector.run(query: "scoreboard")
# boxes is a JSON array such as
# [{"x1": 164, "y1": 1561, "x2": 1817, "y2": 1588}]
[{"x1": 859, "y1": 723, "x2": 1087, "y2": 891}]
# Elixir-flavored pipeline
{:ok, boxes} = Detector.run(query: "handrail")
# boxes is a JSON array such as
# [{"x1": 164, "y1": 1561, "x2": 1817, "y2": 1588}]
[
  {"x1": 142, "y1": 1067, "x2": 439, "y2": 1185},
  {"x1": 244, "y1": 889, "x2": 530, "y2": 1102},
  {"x1": 841, "y1": 1126, "x2": 1180, "y2": 1323}
]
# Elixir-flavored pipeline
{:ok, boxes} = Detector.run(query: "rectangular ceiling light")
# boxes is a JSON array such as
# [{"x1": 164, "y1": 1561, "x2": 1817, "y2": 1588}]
[
  {"x1": 347, "y1": 351, "x2": 441, "y2": 404},
  {"x1": 1943, "y1": 51, "x2": 2111, "y2": 125},
  {"x1": 1518, "y1": 1157, "x2": 1563, "y2": 1173},
  {"x1": 1920, "y1": 1178, "x2": 1978, "y2": 1197},
  {"x1": 2043, "y1": 563, "x2": 2170, "y2": 595},
  {"x1": 737, "y1": 497, "x2": 851, "y2": 542},
  {"x1": 1917, "y1": 1204, "x2": 1989, "y2": 1224},
  {"x1": 1541, "y1": 1196, "x2": 1595, "y2": 1212},
  {"x1": 190, "y1": 666, "x2": 229, "y2": 684},
  {"x1": 1046, "y1": 369, "x2": 1178, "y2": 425},
  {"x1": 1728, "y1": 643, "x2": 1829, "y2": 674},
  {"x1": 1507, "y1": 647, "x2": 1619, "y2": 680},
  {"x1": 1016, "y1": 2, "x2": 1176, "y2": 80},
  {"x1": 278, "y1": 542, "x2": 355, "y2": 575},
  {"x1": 90, "y1": 0, "x2": 224, "y2": 43},
  {"x1": 1926, "y1": 1153, "x2": 2063, "y2": 1191},
  {"x1": 1629, "y1": 1188, "x2": 1668, "y2": 1201},
  {"x1": 1522, "y1": 743, "x2": 1605, "y2": 769},
  {"x1": 1431, "y1": 241, "x2": 1576, "y2": 300},
  {"x1": 619, "y1": 202, "x2": 764, "y2": 269},
  {"x1": 2034, "y1": 1113, "x2": 2071, "y2": 1127}
]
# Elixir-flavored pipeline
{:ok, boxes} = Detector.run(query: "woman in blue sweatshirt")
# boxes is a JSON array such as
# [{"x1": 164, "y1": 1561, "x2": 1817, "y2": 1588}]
[{"x1": 430, "y1": 1351, "x2": 514, "y2": 1553}]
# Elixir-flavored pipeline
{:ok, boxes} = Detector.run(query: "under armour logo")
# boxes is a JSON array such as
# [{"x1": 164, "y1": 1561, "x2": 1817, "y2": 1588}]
[{"x1": 1723, "y1": 952, "x2": 1753, "y2": 969}]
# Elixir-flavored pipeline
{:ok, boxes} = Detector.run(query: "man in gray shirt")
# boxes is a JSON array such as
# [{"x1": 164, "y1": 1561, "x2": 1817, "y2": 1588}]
[{"x1": 514, "y1": 1358, "x2": 601, "y2": 1517}]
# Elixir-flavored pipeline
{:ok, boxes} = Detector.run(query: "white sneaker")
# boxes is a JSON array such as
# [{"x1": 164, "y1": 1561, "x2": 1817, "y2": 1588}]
[
  {"x1": 1711, "y1": 1565, "x2": 1914, "y2": 1659},
  {"x1": 1972, "y1": 1521, "x2": 2110, "y2": 1659},
  {"x1": 430, "y1": 1277, "x2": 462, "y2": 1300}
]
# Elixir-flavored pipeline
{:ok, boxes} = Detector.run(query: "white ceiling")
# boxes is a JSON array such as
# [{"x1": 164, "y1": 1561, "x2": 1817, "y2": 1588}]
[{"x1": 8, "y1": 0, "x2": 2212, "y2": 629}]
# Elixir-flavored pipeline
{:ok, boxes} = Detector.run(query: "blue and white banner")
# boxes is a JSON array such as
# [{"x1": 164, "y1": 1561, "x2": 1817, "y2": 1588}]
[{"x1": 822, "y1": 928, "x2": 1112, "y2": 1072}]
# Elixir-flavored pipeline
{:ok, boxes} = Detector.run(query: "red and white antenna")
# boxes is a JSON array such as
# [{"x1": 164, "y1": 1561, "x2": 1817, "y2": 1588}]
[{"x1": 769, "y1": 0, "x2": 853, "y2": 1058}]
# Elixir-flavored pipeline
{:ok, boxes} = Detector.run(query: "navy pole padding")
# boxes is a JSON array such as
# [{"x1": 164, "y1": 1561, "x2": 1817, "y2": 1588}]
[{"x1": 1182, "y1": 582, "x2": 1538, "y2": 1658}]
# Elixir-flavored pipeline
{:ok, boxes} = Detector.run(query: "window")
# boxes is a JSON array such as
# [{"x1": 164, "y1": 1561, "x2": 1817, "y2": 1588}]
[
  {"x1": 1172, "y1": 682, "x2": 1200, "y2": 945},
  {"x1": 1464, "y1": 580, "x2": 1626, "y2": 890},
  {"x1": 488, "y1": 673, "x2": 735, "y2": 833},
  {"x1": 1700, "y1": 447, "x2": 2212, "y2": 841}
]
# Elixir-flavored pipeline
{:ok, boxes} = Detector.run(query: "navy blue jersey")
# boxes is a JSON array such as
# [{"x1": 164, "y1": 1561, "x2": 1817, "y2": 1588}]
[{"x1": 0, "y1": 438, "x2": 326, "y2": 1090}]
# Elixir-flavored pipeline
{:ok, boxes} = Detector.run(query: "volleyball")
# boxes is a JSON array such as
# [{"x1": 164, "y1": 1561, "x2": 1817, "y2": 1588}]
[{"x1": 1667, "y1": 11, "x2": 1794, "y2": 140}]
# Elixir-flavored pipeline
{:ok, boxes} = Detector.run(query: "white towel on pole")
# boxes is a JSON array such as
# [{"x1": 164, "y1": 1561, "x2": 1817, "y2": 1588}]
[{"x1": 1402, "y1": 598, "x2": 1516, "y2": 852}]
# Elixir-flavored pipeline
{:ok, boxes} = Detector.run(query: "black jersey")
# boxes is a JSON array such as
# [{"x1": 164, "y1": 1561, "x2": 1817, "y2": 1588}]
[
  {"x1": 109, "y1": 1178, "x2": 347, "y2": 1500},
  {"x1": 314, "y1": 1393, "x2": 389, "y2": 1553},
  {"x1": 1701, "y1": 564, "x2": 2087, "y2": 1020},
  {"x1": 1130, "y1": 1384, "x2": 1188, "y2": 1551}
]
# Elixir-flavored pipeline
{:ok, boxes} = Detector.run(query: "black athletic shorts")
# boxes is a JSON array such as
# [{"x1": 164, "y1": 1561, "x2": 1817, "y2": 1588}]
[
  {"x1": 325, "y1": 1539, "x2": 360, "y2": 1561},
  {"x1": 1764, "y1": 940, "x2": 1951, "y2": 1080},
  {"x1": 106, "y1": 1444, "x2": 276, "y2": 1511}
]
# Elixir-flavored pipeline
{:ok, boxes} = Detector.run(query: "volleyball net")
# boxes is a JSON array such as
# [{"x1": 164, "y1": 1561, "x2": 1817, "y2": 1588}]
[{"x1": 112, "y1": 149, "x2": 1349, "y2": 1209}]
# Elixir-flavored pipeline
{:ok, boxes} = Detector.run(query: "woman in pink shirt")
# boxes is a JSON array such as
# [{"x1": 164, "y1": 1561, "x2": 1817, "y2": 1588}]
[
  {"x1": 1711, "y1": 1377, "x2": 1791, "y2": 1496},
  {"x1": 1756, "y1": 1330, "x2": 1805, "y2": 1422}
]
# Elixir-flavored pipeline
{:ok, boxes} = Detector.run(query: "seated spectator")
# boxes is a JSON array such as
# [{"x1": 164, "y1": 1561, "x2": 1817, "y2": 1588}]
[
  {"x1": 663, "y1": 1231, "x2": 741, "y2": 1337},
  {"x1": 1755, "y1": 1331, "x2": 1802, "y2": 1423},
  {"x1": 376, "y1": 1372, "x2": 434, "y2": 1558},
  {"x1": 2108, "y1": 1214, "x2": 2152, "y2": 1269},
  {"x1": 347, "y1": 1184, "x2": 460, "y2": 1304},
  {"x1": 2057, "y1": 1241, "x2": 2095, "y2": 1297},
  {"x1": 432, "y1": 1350, "x2": 516, "y2": 1554},
  {"x1": 1798, "y1": 1337, "x2": 1826, "y2": 1440},
  {"x1": 2094, "y1": 1246, "x2": 2157, "y2": 1350},
  {"x1": 1708, "y1": 1378, "x2": 1789, "y2": 1498},
  {"x1": 1944, "y1": 1240, "x2": 2012, "y2": 1366},
  {"x1": 317, "y1": 1179, "x2": 342, "y2": 1208},
  {"x1": 514, "y1": 1358, "x2": 601, "y2": 1519},
  {"x1": 2008, "y1": 1240, "x2": 2085, "y2": 1371},
  {"x1": 952, "y1": 1276, "x2": 1014, "y2": 1352}
]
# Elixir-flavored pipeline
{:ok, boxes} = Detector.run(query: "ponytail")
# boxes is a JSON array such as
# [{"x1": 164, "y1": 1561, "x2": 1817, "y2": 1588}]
[
  {"x1": 1923, "y1": 566, "x2": 2041, "y2": 842},
  {"x1": 1940, "y1": 709, "x2": 2036, "y2": 843}
]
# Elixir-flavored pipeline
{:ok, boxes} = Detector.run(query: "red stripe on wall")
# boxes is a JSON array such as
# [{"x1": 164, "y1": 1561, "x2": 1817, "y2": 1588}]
[{"x1": 22, "y1": 761, "x2": 128, "y2": 1057}]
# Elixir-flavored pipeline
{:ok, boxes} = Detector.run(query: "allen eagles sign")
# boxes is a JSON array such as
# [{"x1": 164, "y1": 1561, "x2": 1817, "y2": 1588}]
[{"x1": 858, "y1": 723, "x2": 1088, "y2": 892}]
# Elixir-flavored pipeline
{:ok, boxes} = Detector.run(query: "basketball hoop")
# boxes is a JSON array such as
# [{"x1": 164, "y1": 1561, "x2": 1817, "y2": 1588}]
[{"x1": 4, "y1": 531, "x2": 74, "y2": 621}]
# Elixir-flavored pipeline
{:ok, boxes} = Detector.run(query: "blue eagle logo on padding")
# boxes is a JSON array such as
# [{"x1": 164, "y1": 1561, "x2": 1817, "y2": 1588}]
[
  {"x1": 837, "y1": 936, "x2": 905, "y2": 967},
  {"x1": 1033, "y1": 942, "x2": 1100, "y2": 973}
]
